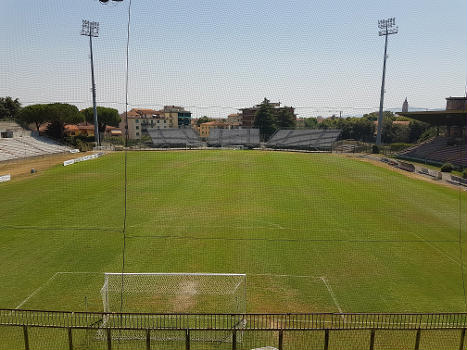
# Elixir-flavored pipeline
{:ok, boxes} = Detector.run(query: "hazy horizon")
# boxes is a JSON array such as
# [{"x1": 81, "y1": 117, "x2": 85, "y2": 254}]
[{"x1": 1, "y1": 0, "x2": 466, "y2": 118}]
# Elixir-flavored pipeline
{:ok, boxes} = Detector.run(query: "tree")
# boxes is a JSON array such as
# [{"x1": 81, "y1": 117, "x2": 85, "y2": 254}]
[
  {"x1": 253, "y1": 98, "x2": 276, "y2": 140},
  {"x1": 381, "y1": 117, "x2": 396, "y2": 143},
  {"x1": 362, "y1": 110, "x2": 395, "y2": 121},
  {"x1": 81, "y1": 106, "x2": 121, "y2": 140},
  {"x1": 408, "y1": 120, "x2": 429, "y2": 143},
  {"x1": 276, "y1": 108, "x2": 296, "y2": 128},
  {"x1": 45, "y1": 103, "x2": 82, "y2": 140},
  {"x1": 304, "y1": 117, "x2": 318, "y2": 129},
  {"x1": 0, "y1": 97, "x2": 21, "y2": 120},
  {"x1": 17, "y1": 104, "x2": 49, "y2": 132},
  {"x1": 196, "y1": 116, "x2": 212, "y2": 126}
]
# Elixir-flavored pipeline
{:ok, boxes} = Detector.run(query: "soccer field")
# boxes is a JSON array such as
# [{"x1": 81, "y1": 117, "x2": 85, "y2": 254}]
[{"x1": 0, "y1": 150, "x2": 465, "y2": 313}]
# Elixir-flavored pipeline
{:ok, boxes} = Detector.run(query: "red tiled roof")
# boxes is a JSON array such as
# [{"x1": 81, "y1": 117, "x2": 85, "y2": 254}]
[{"x1": 122, "y1": 108, "x2": 162, "y2": 118}]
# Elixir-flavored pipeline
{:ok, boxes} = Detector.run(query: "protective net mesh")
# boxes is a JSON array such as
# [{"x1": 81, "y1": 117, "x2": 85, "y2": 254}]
[
  {"x1": 101, "y1": 273, "x2": 246, "y2": 313},
  {"x1": 1, "y1": 0, "x2": 466, "y2": 349}
]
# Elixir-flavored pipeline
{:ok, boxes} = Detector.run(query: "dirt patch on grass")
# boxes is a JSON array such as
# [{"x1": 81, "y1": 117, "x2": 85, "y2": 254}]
[
  {"x1": 172, "y1": 281, "x2": 198, "y2": 312},
  {"x1": 0, "y1": 152, "x2": 94, "y2": 182}
]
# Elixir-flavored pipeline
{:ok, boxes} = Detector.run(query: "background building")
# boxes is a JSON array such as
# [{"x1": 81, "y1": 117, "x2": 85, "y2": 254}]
[
  {"x1": 161, "y1": 106, "x2": 192, "y2": 128},
  {"x1": 199, "y1": 121, "x2": 229, "y2": 139},
  {"x1": 119, "y1": 108, "x2": 163, "y2": 140},
  {"x1": 0, "y1": 121, "x2": 30, "y2": 138},
  {"x1": 227, "y1": 113, "x2": 242, "y2": 126},
  {"x1": 239, "y1": 101, "x2": 295, "y2": 127}
]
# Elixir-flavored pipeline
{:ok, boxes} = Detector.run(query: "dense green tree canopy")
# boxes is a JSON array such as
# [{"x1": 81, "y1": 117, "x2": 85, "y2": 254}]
[
  {"x1": 45, "y1": 103, "x2": 82, "y2": 139},
  {"x1": 276, "y1": 108, "x2": 296, "y2": 128},
  {"x1": 196, "y1": 116, "x2": 213, "y2": 126},
  {"x1": 303, "y1": 117, "x2": 318, "y2": 128},
  {"x1": 253, "y1": 98, "x2": 276, "y2": 140},
  {"x1": 17, "y1": 104, "x2": 49, "y2": 132},
  {"x1": 81, "y1": 106, "x2": 121, "y2": 133},
  {"x1": 18, "y1": 103, "x2": 81, "y2": 139},
  {"x1": 362, "y1": 111, "x2": 395, "y2": 121},
  {"x1": 0, "y1": 97, "x2": 21, "y2": 120}
]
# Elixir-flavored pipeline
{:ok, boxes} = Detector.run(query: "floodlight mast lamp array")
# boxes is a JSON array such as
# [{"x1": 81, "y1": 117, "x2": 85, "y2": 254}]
[
  {"x1": 81, "y1": 20, "x2": 100, "y2": 147},
  {"x1": 376, "y1": 17, "x2": 398, "y2": 146}
]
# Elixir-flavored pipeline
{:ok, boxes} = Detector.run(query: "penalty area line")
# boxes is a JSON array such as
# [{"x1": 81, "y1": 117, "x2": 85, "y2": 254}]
[
  {"x1": 15, "y1": 271, "x2": 102, "y2": 309},
  {"x1": 15, "y1": 272, "x2": 61, "y2": 309},
  {"x1": 248, "y1": 273, "x2": 318, "y2": 278},
  {"x1": 320, "y1": 276, "x2": 344, "y2": 314}
]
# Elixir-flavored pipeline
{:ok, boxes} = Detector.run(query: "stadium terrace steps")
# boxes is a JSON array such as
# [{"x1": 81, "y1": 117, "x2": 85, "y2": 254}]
[
  {"x1": 266, "y1": 129, "x2": 341, "y2": 150},
  {"x1": 398, "y1": 136, "x2": 467, "y2": 167},
  {"x1": 207, "y1": 128, "x2": 260, "y2": 147},
  {"x1": 148, "y1": 128, "x2": 202, "y2": 147},
  {"x1": 0, "y1": 136, "x2": 71, "y2": 161}
]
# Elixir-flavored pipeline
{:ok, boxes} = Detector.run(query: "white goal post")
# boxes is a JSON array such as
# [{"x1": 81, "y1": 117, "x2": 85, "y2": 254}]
[
  {"x1": 101, "y1": 272, "x2": 247, "y2": 314},
  {"x1": 99, "y1": 272, "x2": 247, "y2": 342}
]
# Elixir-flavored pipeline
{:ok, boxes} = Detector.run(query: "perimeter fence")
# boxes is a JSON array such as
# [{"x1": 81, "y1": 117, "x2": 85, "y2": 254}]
[{"x1": 1, "y1": 309, "x2": 466, "y2": 350}]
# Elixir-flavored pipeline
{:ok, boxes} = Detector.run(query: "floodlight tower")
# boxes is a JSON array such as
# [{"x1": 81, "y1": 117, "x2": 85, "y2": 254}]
[
  {"x1": 376, "y1": 17, "x2": 398, "y2": 146},
  {"x1": 81, "y1": 20, "x2": 100, "y2": 146}
]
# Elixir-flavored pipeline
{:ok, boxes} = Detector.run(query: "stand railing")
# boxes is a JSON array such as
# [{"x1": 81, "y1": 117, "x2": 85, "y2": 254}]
[{"x1": 1, "y1": 309, "x2": 466, "y2": 350}]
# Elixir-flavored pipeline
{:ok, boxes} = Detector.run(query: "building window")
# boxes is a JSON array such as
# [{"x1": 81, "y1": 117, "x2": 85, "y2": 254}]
[
  {"x1": 136, "y1": 126, "x2": 139, "y2": 130},
  {"x1": 136, "y1": 132, "x2": 140, "y2": 136}
]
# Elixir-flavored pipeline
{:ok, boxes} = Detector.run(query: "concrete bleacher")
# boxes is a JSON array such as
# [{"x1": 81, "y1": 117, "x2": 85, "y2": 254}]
[
  {"x1": 266, "y1": 129, "x2": 341, "y2": 150},
  {"x1": 207, "y1": 128, "x2": 260, "y2": 147},
  {"x1": 398, "y1": 137, "x2": 467, "y2": 168},
  {"x1": 0, "y1": 136, "x2": 71, "y2": 161},
  {"x1": 148, "y1": 128, "x2": 202, "y2": 147}
]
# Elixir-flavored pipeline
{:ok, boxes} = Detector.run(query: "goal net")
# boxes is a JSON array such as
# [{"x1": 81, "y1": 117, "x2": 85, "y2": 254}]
[
  {"x1": 101, "y1": 272, "x2": 246, "y2": 313},
  {"x1": 99, "y1": 273, "x2": 247, "y2": 342}
]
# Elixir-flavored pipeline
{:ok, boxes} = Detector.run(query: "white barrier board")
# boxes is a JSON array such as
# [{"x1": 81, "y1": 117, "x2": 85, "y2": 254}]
[
  {"x1": 0, "y1": 174, "x2": 11, "y2": 183},
  {"x1": 63, "y1": 152, "x2": 104, "y2": 166}
]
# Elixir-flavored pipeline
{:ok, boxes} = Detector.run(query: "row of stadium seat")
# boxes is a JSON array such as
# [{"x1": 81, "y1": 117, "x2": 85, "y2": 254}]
[
  {"x1": 147, "y1": 128, "x2": 341, "y2": 150},
  {"x1": 399, "y1": 137, "x2": 467, "y2": 167},
  {"x1": 0, "y1": 136, "x2": 71, "y2": 161},
  {"x1": 207, "y1": 129, "x2": 260, "y2": 147},
  {"x1": 266, "y1": 129, "x2": 341, "y2": 150},
  {"x1": 147, "y1": 128, "x2": 202, "y2": 147}
]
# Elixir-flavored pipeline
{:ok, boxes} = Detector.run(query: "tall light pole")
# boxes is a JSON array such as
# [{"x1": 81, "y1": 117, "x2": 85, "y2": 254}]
[
  {"x1": 376, "y1": 17, "x2": 398, "y2": 146},
  {"x1": 81, "y1": 20, "x2": 100, "y2": 147}
]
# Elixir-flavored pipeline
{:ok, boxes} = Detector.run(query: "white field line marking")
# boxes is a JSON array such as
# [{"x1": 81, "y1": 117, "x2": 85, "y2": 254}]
[
  {"x1": 248, "y1": 273, "x2": 317, "y2": 278},
  {"x1": 127, "y1": 224, "x2": 297, "y2": 231},
  {"x1": 410, "y1": 232, "x2": 461, "y2": 266},
  {"x1": 15, "y1": 271, "x2": 105, "y2": 309},
  {"x1": 105, "y1": 272, "x2": 246, "y2": 276},
  {"x1": 15, "y1": 272, "x2": 60, "y2": 309},
  {"x1": 320, "y1": 276, "x2": 344, "y2": 314},
  {"x1": 55, "y1": 271, "x2": 103, "y2": 274}
]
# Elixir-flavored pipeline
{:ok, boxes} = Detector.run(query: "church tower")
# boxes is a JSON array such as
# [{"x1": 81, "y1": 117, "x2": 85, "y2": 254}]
[{"x1": 402, "y1": 98, "x2": 409, "y2": 113}]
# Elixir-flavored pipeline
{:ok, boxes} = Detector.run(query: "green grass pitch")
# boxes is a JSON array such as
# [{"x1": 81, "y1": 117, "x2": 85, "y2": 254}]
[{"x1": 0, "y1": 150, "x2": 465, "y2": 313}]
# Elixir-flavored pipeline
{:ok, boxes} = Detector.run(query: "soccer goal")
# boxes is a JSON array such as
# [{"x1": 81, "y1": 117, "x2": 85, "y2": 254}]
[
  {"x1": 101, "y1": 272, "x2": 246, "y2": 314},
  {"x1": 99, "y1": 273, "x2": 247, "y2": 343}
]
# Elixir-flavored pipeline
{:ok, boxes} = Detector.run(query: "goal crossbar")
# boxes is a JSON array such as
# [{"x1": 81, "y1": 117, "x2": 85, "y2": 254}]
[{"x1": 104, "y1": 272, "x2": 246, "y2": 276}]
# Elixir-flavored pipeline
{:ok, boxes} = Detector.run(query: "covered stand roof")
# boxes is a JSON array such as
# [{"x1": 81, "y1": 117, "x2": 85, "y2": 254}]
[
  {"x1": 398, "y1": 97, "x2": 466, "y2": 126},
  {"x1": 397, "y1": 110, "x2": 466, "y2": 126}
]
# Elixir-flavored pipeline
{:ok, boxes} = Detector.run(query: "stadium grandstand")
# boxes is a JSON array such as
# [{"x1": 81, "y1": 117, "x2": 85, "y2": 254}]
[
  {"x1": 398, "y1": 136, "x2": 467, "y2": 167},
  {"x1": 207, "y1": 128, "x2": 260, "y2": 148},
  {"x1": 266, "y1": 129, "x2": 341, "y2": 151},
  {"x1": 147, "y1": 128, "x2": 202, "y2": 148},
  {"x1": 398, "y1": 96, "x2": 466, "y2": 168},
  {"x1": 0, "y1": 135, "x2": 71, "y2": 162}
]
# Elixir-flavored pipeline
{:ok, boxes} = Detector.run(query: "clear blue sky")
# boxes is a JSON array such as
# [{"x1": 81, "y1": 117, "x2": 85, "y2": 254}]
[{"x1": 1, "y1": 0, "x2": 466, "y2": 118}]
